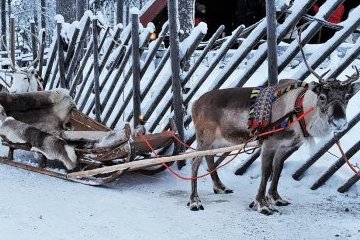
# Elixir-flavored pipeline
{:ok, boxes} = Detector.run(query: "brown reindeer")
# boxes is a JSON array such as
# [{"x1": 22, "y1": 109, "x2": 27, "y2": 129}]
[{"x1": 189, "y1": 49, "x2": 360, "y2": 215}]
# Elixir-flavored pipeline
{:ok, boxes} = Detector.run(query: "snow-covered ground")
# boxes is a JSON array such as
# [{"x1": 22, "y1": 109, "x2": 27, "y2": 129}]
[
  {"x1": 2, "y1": 54, "x2": 360, "y2": 239},
  {"x1": 2, "y1": 9, "x2": 360, "y2": 239},
  {"x1": 0, "y1": 123, "x2": 359, "y2": 240}
]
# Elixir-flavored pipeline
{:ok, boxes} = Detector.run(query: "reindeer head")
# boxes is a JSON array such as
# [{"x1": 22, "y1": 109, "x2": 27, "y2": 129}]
[
  {"x1": 309, "y1": 70, "x2": 360, "y2": 132},
  {"x1": 297, "y1": 29, "x2": 360, "y2": 132},
  {"x1": 0, "y1": 33, "x2": 44, "y2": 93},
  {"x1": 0, "y1": 67, "x2": 43, "y2": 93}
]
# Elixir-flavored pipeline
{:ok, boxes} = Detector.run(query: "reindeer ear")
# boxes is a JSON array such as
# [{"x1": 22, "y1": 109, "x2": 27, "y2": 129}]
[
  {"x1": 309, "y1": 81, "x2": 321, "y2": 94},
  {"x1": 349, "y1": 82, "x2": 360, "y2": 98}
]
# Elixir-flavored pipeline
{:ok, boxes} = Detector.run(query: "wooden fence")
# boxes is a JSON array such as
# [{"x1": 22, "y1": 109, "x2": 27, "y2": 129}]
[{"x1": 2, "y1": 0, "x2": 360, "y2": 192}]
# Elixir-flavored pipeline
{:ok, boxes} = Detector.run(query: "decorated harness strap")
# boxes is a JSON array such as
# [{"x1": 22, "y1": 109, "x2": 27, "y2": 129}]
[{"x1": 248, "y1": 82, "x2": 309, "y2": 139}]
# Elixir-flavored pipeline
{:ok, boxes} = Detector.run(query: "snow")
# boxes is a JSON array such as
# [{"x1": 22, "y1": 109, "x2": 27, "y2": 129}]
[
  {"x1": 54, "y1": 14, "x2": 64, "y2": 23},
  {"x1": 3, "y1": 49, "x2": 360, "y2": 240},
  {"x1": 130, "y1": 7, "x2": 140, "y2": 15},
  {"x1": 2, "y1": 2, "x2": 360, "y2": 239},
  {"x1": 0, "y1": 141, "x2": 359, "y2": 240}
]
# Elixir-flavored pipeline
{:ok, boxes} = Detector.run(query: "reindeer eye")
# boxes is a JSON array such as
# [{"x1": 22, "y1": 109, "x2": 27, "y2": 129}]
[{"x1": 319, "y1": 94, "x2": 326, "y2": 102}]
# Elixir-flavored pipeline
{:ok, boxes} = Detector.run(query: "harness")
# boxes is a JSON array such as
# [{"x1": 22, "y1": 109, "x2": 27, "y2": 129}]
[{"x1": 248, "y1": 84, "x2": 311, "y2": 140}]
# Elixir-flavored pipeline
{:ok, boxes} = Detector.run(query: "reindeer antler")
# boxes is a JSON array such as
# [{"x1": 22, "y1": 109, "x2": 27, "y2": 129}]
[
  {"x1": 342, "y1": 66, "x2": 360, "y2": 85},
  {"x1": 297, "y1": 27, "x2": 328, "y2": 84}
]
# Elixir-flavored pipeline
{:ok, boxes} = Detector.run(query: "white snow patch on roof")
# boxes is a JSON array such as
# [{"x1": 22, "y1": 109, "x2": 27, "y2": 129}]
[
  {"x1": 130, "y1": 7, "x2": 140, "y2": 15},
  {"x1": 54, "y1": 14, "x2": 64, "y2": 23}
]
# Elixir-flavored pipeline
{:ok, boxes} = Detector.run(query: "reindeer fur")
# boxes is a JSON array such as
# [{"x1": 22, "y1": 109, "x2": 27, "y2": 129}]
[
  {"x1": 189, "y1": 78, "x2": 360, "y2": 215},
  {"x1": 0, "y1": 89, "x2": 78, "y2": 170}
]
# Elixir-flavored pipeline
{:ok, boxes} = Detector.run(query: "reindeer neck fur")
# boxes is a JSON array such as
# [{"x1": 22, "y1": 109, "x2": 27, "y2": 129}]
[{"x1": 272, "y1": 84, "x2": 331, "y2": 139}]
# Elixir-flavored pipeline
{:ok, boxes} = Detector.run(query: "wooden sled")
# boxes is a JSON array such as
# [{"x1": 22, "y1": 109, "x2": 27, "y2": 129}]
[{"x1": 0, "y1": 109, "x2": 181, "y2": 185}]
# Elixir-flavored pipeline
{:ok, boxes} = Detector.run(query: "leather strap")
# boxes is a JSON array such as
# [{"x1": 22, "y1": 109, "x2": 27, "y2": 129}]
[{"x1": 294, "y1": 89, "x2": 310, "y2": 137}]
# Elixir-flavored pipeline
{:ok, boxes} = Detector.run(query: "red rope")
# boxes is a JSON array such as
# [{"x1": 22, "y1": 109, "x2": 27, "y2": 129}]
[
  {"x1": 140, "y1": 134, "x2": 257, "y2": 180},
  {"x1": 142, "y1": 107, "x2": 315, "y2": 181},
  {"x1": 335, "y1": 141, "x2": 360, "y2": 178},
  {"x1": 165, "y1": 131, "x2": 196, "y2": 150}
]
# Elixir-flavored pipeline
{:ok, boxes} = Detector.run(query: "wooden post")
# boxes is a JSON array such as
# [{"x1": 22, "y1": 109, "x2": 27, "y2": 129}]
[
  {"x1": 131, "y1": 9, "x2": 141, "y2": 127},
  {"x1": 338, "y1": 173, "x2": 360, "y2": 193},
  {"x1": 30, "y1": 20, "x2": 38, "y2": 62},
  {"x1": 38, "y1": 29, "x2": 46, "y2": 76},
  {"x1": 167, "y1": 0, "x2": 184, "y2": 153},
  {"x1": 69, "y1": 40, "x2": 94, "y2": 96},
  {"x1": 116, "y1": 0, "x2": 124, "y2": 24},
  {"x1": 76, "y1": 0, "x2": 85, "y2": 21},
  {"x1": 43, "y1": 40, "x2": 57, "y2": 86},
  {"x1": 56, "y1": 21, "x2": 66, "y2": 88},
  {"x1": 40, "y1": 0, "x2": 46, "y2": 30},
  {"x1": 92, "y1": 18, "x2": 101, "y2": 122},
  {"x1": 0, "y1": 0, "x2": 6, "y2": 51},
  {"x1": 9, "y1": 15, "x2": 15, "y2": 68},
  {"x1": 266, "y1": 0, "x2": 278, "y2": 86}
]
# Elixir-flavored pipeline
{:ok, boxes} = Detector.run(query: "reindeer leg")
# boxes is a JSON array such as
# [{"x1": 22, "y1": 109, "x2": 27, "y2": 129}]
[
  {"x1": 267, "y1": 146, "x2": 299, "y2": 206},
  {"x1": 188, "y1": 156, "x2": 204, "y2": 211},
  {"x1": 205, "y1": 155, "x2": 233, "y2": 194},
  {"x1": 250, "y1": 146, "x2": 275, "y2": 215}
]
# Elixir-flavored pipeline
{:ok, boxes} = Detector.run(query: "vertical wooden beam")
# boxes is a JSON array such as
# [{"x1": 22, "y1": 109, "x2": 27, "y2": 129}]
[
  {"x1": 167, "y1": 0, "x2": 184, "y2": 154},
  {"x1": 38, "y1": 29, "x2": 46, "y2": 76},
  {"x1": 30, "y1": 20, "x2": 38, "y2": 62},
  {"x1": 9, "y1": 15, "x2": 15, "y2": 68},
  {"x1": 76, "y1": 0, "x2": 86, "y2": 21},
  {"x1": 116, "y1": 0, "x2": 124, "y2": 24},
  {"x1": 131, "y1": 9, "x2": 141, "y2": 127},
  {"x1": 56, "y1": 21, "x2": 66, "y2": 88},
  {"x1": 0, "y1": 0, "x2": 6, "y2": 51},
  {"x1": 92, "y1": 18, "x2": 101, "y2": 122},
  {"x1": 266, "y1": 0, "x2": 278, "y2": 86},
  {"x1": 40, "y1": 0, "x2": 46, "y2": 30}
]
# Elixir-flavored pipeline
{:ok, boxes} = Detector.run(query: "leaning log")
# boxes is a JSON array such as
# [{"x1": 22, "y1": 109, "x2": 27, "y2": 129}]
[{"x1": 67, "y1": 141, "x2": 259, "y2": 179}]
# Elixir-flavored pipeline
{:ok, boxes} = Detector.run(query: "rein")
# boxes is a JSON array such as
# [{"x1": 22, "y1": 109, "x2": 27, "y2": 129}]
[
  {"x1": 335, "y1": 140, "x2": 360, "y2": 178},
  {"x1": 140, "y1": 107, "x2": 315, "y2": 181}
]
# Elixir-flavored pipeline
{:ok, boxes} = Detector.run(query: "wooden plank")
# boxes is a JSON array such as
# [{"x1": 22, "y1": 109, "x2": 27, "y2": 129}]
[
  {"x1": 131, "y1": 10, "x2": 142, "y2": 127},
  {"x1": 56, "y1": 21, "x2": 66, "y2": 88},
  {"x1": 92, "y1": 18, "x2": 101, "y2": 122},
  {"x1": 68, "y1": 141, "x2": 259, "y2": 179},
  {"x1": 168, "y1": 0, "x2": 184, "y2": 151},
  {"x1": 266, "y1": 0, "x2": 278, "y2": 86},
  {"x1": 139, "y1": 0, "x2": 167, "y2": 26},
  {"x1": 9, "y1": 16, "x2": 15, "y2": 68}
]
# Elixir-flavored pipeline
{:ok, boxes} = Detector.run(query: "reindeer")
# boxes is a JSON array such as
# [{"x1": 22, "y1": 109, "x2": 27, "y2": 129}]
[
  {"x1": 0, "y1": 35, "x2": 43, "y2": 93},
  {"x1": 189, "y1": 37, "x2": 360, "y2": 215}
]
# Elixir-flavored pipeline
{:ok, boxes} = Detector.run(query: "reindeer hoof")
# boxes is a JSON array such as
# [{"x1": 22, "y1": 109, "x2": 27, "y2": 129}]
[
  {"x1": 188, "y1": 201, "x2": 204, "y2": 211},
  {"x1": 260, "y1": 207, "x2": 273, "y2": 216},
  {"x1": 214, "y1": 187, "x2": 233, "y2": 194},
  {"x1": 188, "y1": 197, "x2": 204, "y2": 211},
  {"x1": 275, "y1": 199, "x2": 291, "y2": 206},
  {"x1": 250, "y1": 200, "x2": 277, "y2": 215},
  {"x1": 267, "y1": 195, "x2": 291, "y2": 206}
]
